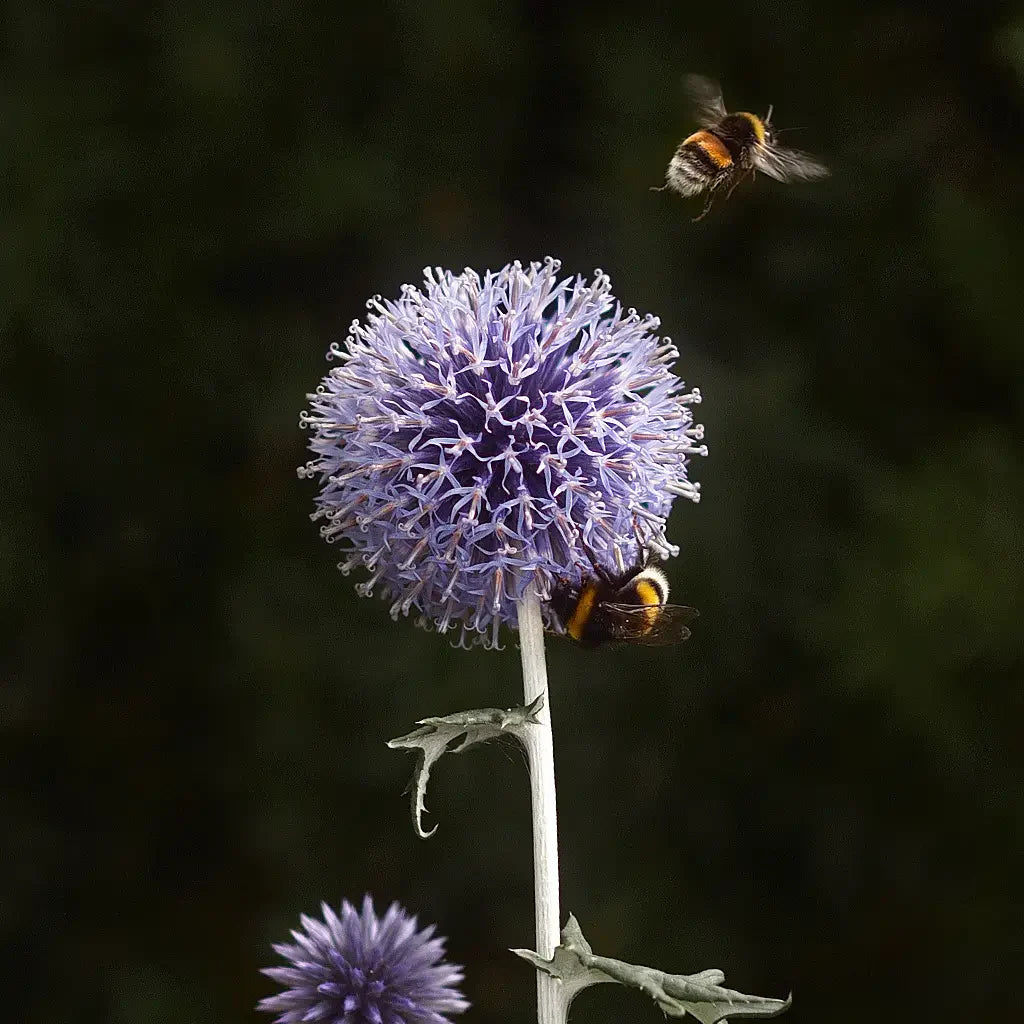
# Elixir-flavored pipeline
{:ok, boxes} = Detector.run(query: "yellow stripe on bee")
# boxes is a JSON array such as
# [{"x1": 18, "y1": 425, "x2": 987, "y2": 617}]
[
  {"x1": 633, "y1": 579, "x2": 662, "y2": 632},
  {"x1": 566, "y1": 581, "x2": 599, "y2": 641},
  {"x1": 682, "y1": 130, "x2": 733, "y2": 168},
  {"x1": 736, "y1": 112, "x2": 767, "y2": 145}
]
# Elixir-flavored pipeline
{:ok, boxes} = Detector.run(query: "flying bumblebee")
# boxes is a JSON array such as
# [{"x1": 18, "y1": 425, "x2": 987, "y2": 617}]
[
  {"x1": 654, "y1": 75, "x2": 829, "y2": 220},
  {"x1": 549, "y1": 546, "x2": 698, "y2": 649}
]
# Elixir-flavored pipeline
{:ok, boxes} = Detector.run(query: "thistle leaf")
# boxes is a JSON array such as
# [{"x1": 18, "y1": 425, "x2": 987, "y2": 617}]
[
  {"x1": 387, "y1": 694, "x2": 543, "y2": 838},
  {"x1": 513, "y1": 915, "x2": 791, "y2": 1024}
]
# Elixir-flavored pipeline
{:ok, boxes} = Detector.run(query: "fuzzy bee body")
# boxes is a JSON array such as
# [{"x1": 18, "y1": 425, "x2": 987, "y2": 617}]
[
  {"x1": 668, "y1": 129, "x2": 736, "y2": 196},
  {"x1": 549, "y1": 556, "x2": 698, "y2": 649},
  {"x1": 657, "y1": 76, "x2": 828, "y2": 219}
]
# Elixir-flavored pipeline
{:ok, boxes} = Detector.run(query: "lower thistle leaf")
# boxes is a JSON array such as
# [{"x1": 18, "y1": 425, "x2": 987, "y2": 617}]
[
  {"x1": 387, "y1": 695, "x2": 544, "y2": 838},
  {"x1": 513, "y1": 914, "x2": 791, "y2": 1024}
]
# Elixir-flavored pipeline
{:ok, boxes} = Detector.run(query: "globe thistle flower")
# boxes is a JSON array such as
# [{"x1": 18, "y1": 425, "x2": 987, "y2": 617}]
[
  {"x1": 300, "y1": 258, "x2": 706, "y2": 648},
  {"x1": 258, "y1": 896, "x2": 469, "y2": 1024}
]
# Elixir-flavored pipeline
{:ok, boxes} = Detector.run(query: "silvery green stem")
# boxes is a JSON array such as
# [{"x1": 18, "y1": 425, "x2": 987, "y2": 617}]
[{"x1": 517, "y1": 587, "x2": 561, "y2": 1024}]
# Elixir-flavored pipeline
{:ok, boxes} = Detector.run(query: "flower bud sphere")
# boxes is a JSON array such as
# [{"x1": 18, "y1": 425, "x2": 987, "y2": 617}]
[
  {"x1": 258, "y1": 896, "x2": 469, "y2": 1024},
  {"x1": 300, "y1": 258, "x2": 706, "y2": 648}
]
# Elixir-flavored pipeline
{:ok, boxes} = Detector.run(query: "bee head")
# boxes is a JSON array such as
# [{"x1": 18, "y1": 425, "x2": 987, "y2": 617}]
[{"x1": 548, "y1": 574, "x2": 581, "y2": 627}]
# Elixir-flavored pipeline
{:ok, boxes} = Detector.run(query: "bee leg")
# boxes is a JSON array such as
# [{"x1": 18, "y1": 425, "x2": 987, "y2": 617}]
[
  {"x1": 630, "y1": 512, "x2": 656, "y2": 564},
  {"x1": 580, "y1": 536, "x2": 617, "y2": 585},
  {"x1": 649, "y1": 182, "x2": 670, "y2": 192},
  {"x1": 626, "y1": 512, "x2": 659, "y2": 569},
  {"x1": 692, "y1": 193, "x2": 715, "y2": 222}
]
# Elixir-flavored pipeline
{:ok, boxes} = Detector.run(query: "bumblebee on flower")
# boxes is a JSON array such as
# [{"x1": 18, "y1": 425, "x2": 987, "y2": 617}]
[{"x1": 548, "y1": 530, "x2": 699, "y2": 648}]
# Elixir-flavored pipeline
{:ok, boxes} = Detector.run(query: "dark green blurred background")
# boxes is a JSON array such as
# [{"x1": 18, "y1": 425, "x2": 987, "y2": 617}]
[{"x1": 4, "y1": 1, "x2": 1023, "y2": 1022}]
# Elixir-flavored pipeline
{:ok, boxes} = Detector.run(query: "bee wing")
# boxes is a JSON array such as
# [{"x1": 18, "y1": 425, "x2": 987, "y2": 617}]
[
  {"x1": 683, "y1": 75, "x2": 727, "y2": 127},
  {"x1": 602, "y1": 603, "x2": 699, "y2": 646},
  {"x1": 755, "y1": 143, "x2": 829, "y2": 183}
]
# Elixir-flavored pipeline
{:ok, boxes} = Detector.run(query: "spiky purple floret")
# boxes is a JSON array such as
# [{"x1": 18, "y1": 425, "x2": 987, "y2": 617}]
[
  {"x1": 300, "y1": 258, "x2": 706, "y2": 648},
  {"x1": 258, "y1": 896, "x2": 469, "y2": 1024}
]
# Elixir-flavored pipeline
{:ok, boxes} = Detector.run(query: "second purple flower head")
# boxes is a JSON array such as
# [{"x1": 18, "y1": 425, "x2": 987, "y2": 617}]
[{"x1": 259, "y1": 896, "x2": 468, "y2": 1024}]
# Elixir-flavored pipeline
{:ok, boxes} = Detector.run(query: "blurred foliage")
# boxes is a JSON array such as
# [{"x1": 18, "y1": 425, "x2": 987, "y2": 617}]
[{"x1": 2, "y1": 1, "x2": 1022, "y2": 1022}]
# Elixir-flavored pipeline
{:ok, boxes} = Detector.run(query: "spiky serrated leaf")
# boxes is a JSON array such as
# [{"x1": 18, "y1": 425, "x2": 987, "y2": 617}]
[
  {"x1": 514, "y1": 915, "x2": 791, "y2": 1024},
  {"x1": 387, "y1": 694, "x2": 543, "y2": 838}
]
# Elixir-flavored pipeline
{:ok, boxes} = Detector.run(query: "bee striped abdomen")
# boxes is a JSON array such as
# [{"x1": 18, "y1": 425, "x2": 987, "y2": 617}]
[
  {"x1": 667, "y1": 130, "x2": 733, "y2": 196},
  {"x1": 630, "y1": 568, "x2": 669, "y2": 633},
  {"x1": 633, "y1": 579, "x2": 662, "y2": 628},
  {"x1": 683, "y1": 130, "x2": 733, "y2": 168}
]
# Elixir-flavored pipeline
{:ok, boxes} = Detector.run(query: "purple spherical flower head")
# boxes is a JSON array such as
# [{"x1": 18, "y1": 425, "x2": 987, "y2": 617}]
[
  {"x1": 300, "y1": 258, "x2": 706, "y2": 648},
  {"x1": 258, "y1": 896, "x2": 469, "y2": 1024}
]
